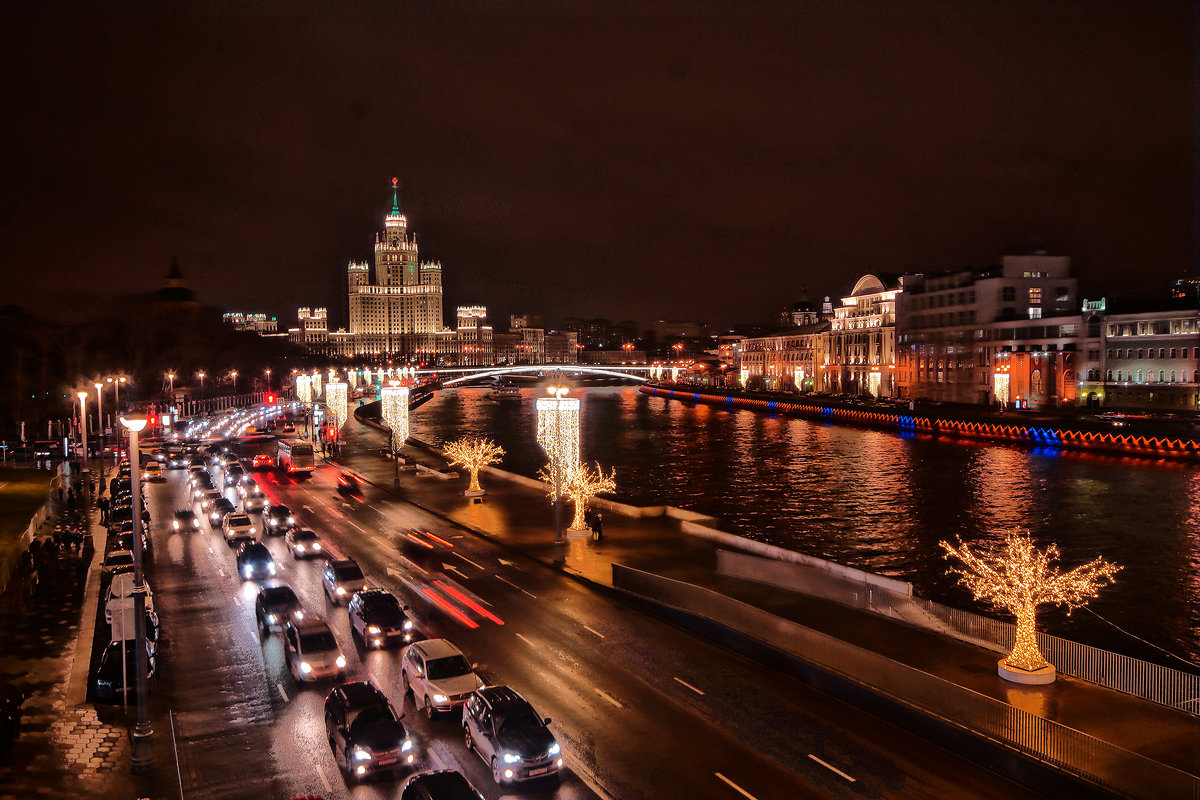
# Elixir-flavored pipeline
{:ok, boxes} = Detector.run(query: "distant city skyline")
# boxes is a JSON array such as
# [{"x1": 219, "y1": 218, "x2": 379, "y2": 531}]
[{"x1": 1, "y1": 4, "x2": 1191, "y2": 328}]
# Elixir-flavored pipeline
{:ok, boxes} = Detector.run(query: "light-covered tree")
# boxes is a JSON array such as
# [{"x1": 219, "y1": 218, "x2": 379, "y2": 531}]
[
  {"x1": 565, "y1": 462, "x2": 616, "y2": 531},
  {"x1": 444, "y1": 436, "x2": 505, "y2": 494},
  {"x1": 941, "y1": 532, "x2": 1120, "y2": 675}
]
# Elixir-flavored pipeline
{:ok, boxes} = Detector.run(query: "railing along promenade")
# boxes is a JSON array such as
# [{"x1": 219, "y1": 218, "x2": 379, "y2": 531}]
[{"x1": 641, "y1": 384, "x2": 1200, "y2": 460}]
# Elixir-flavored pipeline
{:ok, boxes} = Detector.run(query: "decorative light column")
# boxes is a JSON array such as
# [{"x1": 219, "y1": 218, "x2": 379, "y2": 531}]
[
  {"x1": 94, "y1": 382, "x2": 105, "y2": 465},
  {"x1": 119, "y1": 413, "x2": 154, "y2": 771},
  {"x1": 312, "y1": 370, "x2": 323, "y2": 400},
  {"x1": 381, "y1": 382, "x2": 410, "y2": 486},
  {"x1": 347, "y1": 370, "x2": 357, "y2": 390},
  {"x1": 76, "y1": 391, "x2": 89, "y2": 472},
  {"x1": 326, "y1": 380, "x2": 348, "y2": 457},
  {"x1": 536, "y1": 379, "x2": 579, "y2": 565}
]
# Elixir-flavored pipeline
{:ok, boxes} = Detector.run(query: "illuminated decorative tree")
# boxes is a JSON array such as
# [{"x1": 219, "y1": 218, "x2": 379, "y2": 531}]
[
  {"x1": 564, "y1": 462, "x2": 616, "y2": 530},
  {"x1": 443, "y1": 436, "x2": 505, "y2": 494},
  {"x1": 941, "y1": 533, "x2": 1120, "y2": 682}
]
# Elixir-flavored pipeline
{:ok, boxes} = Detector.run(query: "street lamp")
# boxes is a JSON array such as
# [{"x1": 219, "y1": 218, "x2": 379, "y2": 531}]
[
  {"x1": 94, "y1": 382, "x2": 105, "y2": 464},
  {"x1": 76, "y1": 391, "x2": 89, "y2": 472},
  {"x1": 119, "y1": 412, "x2": 154, "y2": 773},
  {"x1": 536, "y1": 375, "x2": 579, "y2": 566},
  {"x1": 166, "y1": 372, "x2": 175, "y2": 399}
]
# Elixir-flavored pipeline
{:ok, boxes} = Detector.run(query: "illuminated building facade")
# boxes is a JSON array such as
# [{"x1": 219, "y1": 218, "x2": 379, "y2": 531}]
[
  {"x1": 222, "y1": 312, "x2": 278, "y2": 333},
  {"x1": 826, "y1": 274, "x2": 900, "y2": 397},
  {"x1": 740, "y1": 323, "x2": 829, "y2": 392}
]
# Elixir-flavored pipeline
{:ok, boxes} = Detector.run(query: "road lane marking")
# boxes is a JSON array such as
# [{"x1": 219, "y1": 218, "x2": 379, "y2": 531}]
[
  {"x1": 582, "y1": 624, "x2": 605, "y2": 639},
  {"x1": 808, "y1": 754, "x2": 856, "y2": 782},
  {"x1": 454, "y1": 552, "x2": 484, "y2": 570},
  {"x1": 496, "y1": 575, "x2": 536, "y2": 599},
  {"x1": 440, "y1": 562, "x2": 469, "y2": 579},
  {"x1": 276, "y1": 682, "x2": 289, "y2": 702},
  {"x1": 218, "y1": 568, "x2": 225, "y2": 578},
  {"x1": 594, "y1": 689, "x2": 623, "y2": 709},
  {"x1": 674, "y1": 676, "x2": 705, "y2": 696},
  {"x1": 715, "y1": 772, "x2": 758, "y2": 799},
  {"x1": 233, "y1": 596, "x2": 241, "y2": 607},
  {"x1": 315, "y1": 763, "x2": 332, "y2": 793},
  {"x1": 346, "y1": 520, "x2": 367, "y2": 533}
]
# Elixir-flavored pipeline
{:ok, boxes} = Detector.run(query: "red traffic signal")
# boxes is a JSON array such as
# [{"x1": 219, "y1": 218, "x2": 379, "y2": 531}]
[{"x1": 266, "y1": 393, "x2": 276, "y2": 404}]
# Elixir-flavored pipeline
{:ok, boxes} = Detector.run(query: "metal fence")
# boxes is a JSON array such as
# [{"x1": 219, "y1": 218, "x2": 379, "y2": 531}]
[
  {"x1": 716, "y1": 549, "x2": 1200, "y2": 716},
  {"x1": 616, "y1": 564, "x2": 1200, "y2": 800}
]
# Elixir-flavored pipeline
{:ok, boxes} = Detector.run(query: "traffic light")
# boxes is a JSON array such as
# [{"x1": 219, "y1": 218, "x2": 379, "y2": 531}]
[{"x1": 266, "y1": 393, "x2": 276, "y2": 404}]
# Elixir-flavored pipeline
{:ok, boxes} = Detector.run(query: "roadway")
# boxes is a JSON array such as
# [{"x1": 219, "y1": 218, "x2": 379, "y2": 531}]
[{"x1": 138, "y1": 423, "x2": 1029, "y2": 800}]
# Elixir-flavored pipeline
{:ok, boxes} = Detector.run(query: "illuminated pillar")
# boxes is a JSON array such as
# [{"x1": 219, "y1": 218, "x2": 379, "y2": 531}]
[
  {"x1": 347, "y1": 370, "x2": 357, "y2": 390},
  {"x1": 994, "y1": 371, "x2": 1011, "y2": 407},
  {"x1": 295, "y1": 374, "x2": 312, "y2": 405},
  {"x1": 312, "y1": 371, "x2": 323, "y2": 399},
  {"x1": 327, "y1": 381, "x2": 348, "y2": 430},
  {"x1": 537, "y1": 383, "x2": 579, "y2": 565},
  {"x1": 381, "y1": 383, "x2": 410, "y2": 452}
]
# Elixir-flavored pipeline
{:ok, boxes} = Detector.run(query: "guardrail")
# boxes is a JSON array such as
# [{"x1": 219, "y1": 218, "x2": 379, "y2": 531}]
[{"x1": 614, "y1": 564, "x2": 1200, "y2": 800}]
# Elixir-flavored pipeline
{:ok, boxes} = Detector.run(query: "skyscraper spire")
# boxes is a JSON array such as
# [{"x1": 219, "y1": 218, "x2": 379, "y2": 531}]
[{"x1": 391, "y1": 176, "x2": 401, "y2": 215}]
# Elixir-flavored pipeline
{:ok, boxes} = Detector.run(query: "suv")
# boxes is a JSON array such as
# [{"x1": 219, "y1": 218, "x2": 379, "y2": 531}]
[
  {"x1": 283, "y1": 617, "x2": 346, "y2": 682},
  {"x1": 462, "y1": 686, "x2": 560, "y2": 785},
  {"x1": 324, "y1": 681, "x2": 417, "y2": 782},
  {"x1": 400, "y1": 639, "x2": 484, "y2": 718},
  {"x1": 223, "y1": 512, "x2": 257, "y2": 544},
  {"x1": 348, "y1": 589, "x2": 415, "y2": 649},
  {"x1": 236, "y1": 541, "x2": 275, "y2": 580},
  {"x1": 255, "y1": 584, "x2": 304, "y2": 635},
  {"x1": 400, "y1": 771, "x2": 483, "y2": 800},
  {"x1": 264, "y1": 503, "x2": 295, "y2": 534},
  {"x1": 94, "y1": 639, "x2": 155, "y2": 703},
  {"x1": 104, "y1": 573, "x2": 155, "y2": 625},
  {"x1": 323, "y1": 559, "x2": 368, "y2": 605}
]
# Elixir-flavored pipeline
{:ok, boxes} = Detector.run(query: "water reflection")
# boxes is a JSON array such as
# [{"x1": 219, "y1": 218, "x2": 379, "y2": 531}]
[{"x1": 414, "y1": 387, "x2": 1200, "y2": 662}]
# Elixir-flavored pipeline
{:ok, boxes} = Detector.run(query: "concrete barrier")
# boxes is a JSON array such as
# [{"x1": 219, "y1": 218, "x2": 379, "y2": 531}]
[{"x1": 715, "y1": 545, "x2": 913, "y2": 596}]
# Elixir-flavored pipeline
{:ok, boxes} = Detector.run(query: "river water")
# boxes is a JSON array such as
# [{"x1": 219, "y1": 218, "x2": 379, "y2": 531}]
[{"x1": 413, "y1": 385, "x2": 1200, "y2": 666}]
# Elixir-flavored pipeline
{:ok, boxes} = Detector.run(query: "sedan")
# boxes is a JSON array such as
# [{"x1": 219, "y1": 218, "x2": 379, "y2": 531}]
[
  {"x1": 284, "y1": 617, "x2": 346, "y2": 682},
  {"x1": 255, "y1": 584, "x2": 304, "y2": 635},
  {"x1": 324, "y1": 681, "x2": 418, "y2": 782},
  {"x1": 198, "y1": 488, "x2": 222, "y2": 510},
  {"x1": 462, "y1": 686, "x2": 561, "y2": 785},
  {"x1": 264, "y1": 503, "x2": 295, "y2": 534},
  {"x1": 236, "y1": 541, "x2": 276, "y2": 580},
  {"x1": 400, "y1": 771, "x2": 484, "y2": 800},
  {"x1": 286, "y1": 528, "x2": 324, "y2": 559},
  {"x1": 251, "y1": 453, "x2": 274, "y2": 470},
  {"x1": 323, "y1": 559, "x2": 367, "y2": 606},
  {"x1": 94, "y1": 639, "x2": 155, "y2": 704},
  {"x1": 348, "y1": 588, "x2": 415, "y2": 649},
  {"x1": 142, "y1": 462, "x2": 165, "y2": 482},
  {"x1": 172, "y1": 509, "x2": 201, "y2": 532},
  {"x1": 210, "y1": 498, "x2": 236, "y2": 527}
]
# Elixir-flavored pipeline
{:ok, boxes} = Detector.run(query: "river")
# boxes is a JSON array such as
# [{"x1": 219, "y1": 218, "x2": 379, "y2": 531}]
[{"x1": 412, "y1": 385, "x2": 1200, "y2": 667}]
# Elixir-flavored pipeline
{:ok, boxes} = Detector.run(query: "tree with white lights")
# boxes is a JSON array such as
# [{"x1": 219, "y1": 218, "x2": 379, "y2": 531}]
[
  {"x1": 941, "y1": 532, "x2": 1120, "y2": 679},
  {"x1": 564, "y1": 462, "x2": 616, "y2": 531},
  {"x1": 444, "y1": 436, "x2": 505, "y2": 494}
]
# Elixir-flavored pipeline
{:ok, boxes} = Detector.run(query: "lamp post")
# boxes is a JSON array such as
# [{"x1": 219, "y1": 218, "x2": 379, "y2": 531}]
[
  {"x1": 166, "y1": 372, "x2": 175, "y2": 401},
  {"x1": 536, "y1": 374, "x2": 578, "y2": 566},
  {"x1": 94, "y1": 382, "x2": 104, "y2": 465},
  {"x1": 119, "y1": 413, "x2": 154, "y2": 772},
  {"x1": 76, "y1": 391, "x2": 89, "y2": 473},
  {"x1": 230, "y1": 370, "x2": 239, "y2": 404}
]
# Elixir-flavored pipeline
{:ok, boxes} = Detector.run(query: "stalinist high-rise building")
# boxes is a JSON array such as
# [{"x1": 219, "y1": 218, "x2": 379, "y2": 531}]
[{"x1": 347, "y1": 178, "x2": 444, "y2": 357}]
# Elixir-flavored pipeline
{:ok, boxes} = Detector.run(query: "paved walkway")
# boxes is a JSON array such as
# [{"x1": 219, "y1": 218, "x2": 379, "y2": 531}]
[{"x1": 334, "y1": 413, "x2": 1200, "y2": 780}]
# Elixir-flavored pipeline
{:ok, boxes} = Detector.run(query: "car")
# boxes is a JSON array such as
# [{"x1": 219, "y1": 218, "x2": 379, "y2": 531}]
[
  {"x1": 105, "y1": 528, "x2": 148, "y2": 555},
  {"x1": 210, "y1": 497, "x2": 236, "y2": 526},
  {"x1": 283, "y1": 422, "x2": 296, "y2": 433},
  {"x1": 400, "y1": 639, "x2": 484, "y2": 718},
  {"x1": 283, "y1": 617, "x2": 346, "y2": 682},
  {"x1": 142, "y1": 462, "x2": 165, "y2": 482},
  {"x1": 105, "y1": 573, "x2": 155, "y2": 624},
  {"x1": 236, "y1": 540, "x2": 276, "y2": 580},
  {"x1": 400, "y1": 770, "x2": 484, "y2": 800},
  {"x1": 348, "y1": 588, "x2": 415, "y2": 648},
  {"x1": 101, "y1": 549, "x2": 135, "y2": 578},
  {"x1": 251, "y1": 453, "x2": 274, "y2": 470},
  {"x1": 324, "y1": 681, "x2": 418, "y2": 782},
  {"x1": 224, "y1": 465, "x2": 247, "y2": 487},
  {"x1": 150, "y1": 447, "x2": 168, "y2": 463},
  {"x1": 198, "y1": 488, "x2": 222, "y2": 510},
  {"x1": 286, "y1": 528, "x2": 324, "y2": 559},
  {"x1": 107, "y1": 504, "x2": 150, "y2": 529},
  {"x1": 255, "y1": 584, "x2": 305, "y2": 634},
  {"x1": 264, "y1": 503, "x2": 295, "y2": 534},
  {"x1": 238, "y1": 481, "x2": 268, "y2": 511},
  {"x1": 462, "y1": 686, "x2": 561, "y2": 785},
  {"x1": 167, "y1": 451, "x2": 190, "y2": 470},
  {"x1": 172, "y1": 508, "x2": 201, "y2": 532},
  {"x1": 0, "y1": 683, "x2": 24, "y2": 744},
  {"x1": 323, "y1": 559, "x2": 368, "y2": 605},
  {"x1": 94, "y1": 639, "x2": 155, "y2": 703}
]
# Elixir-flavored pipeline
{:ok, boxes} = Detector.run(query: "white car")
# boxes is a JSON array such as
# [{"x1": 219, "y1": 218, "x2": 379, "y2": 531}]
[
  {"x1": 283, "y1": 617, "x2": 346, "y2": 682},
  {"x1": 238, "y1": 481, "x2": 268, "y2": 511},
  {"x1": 105, "y1": 573, "x2": 155, "y2": 624},
  {"x1": 401, "y1": 639, "x2": 485, "y2": 718},
  {"x1": 141, "y1": 462, "x2": 164, "y2": 482},
  {"x1": 223, "y1": 512, "x2": 257, "y2": 544}
]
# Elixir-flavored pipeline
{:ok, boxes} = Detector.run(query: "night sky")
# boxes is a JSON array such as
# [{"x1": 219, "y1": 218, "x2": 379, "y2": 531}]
[{"x1": 2, "y1": 3, "x2": 1192, "y2": 331}]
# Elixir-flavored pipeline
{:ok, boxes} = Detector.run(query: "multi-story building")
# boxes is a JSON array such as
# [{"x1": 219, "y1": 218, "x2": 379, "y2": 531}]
[
  {"x1": 1092, "y1": 300, "x2": 1200, "y2": 409},
  {"x1": 826, "y1": 274, "x2": 901, "y2": 397},
  {"x1": 222, "y1": 312, "x2": 279, "y2": 333},
  {"x1": 346, "y1": 179, "x2": 444, "y2": 357},
  {"x1": 740, "y1": 322, "x2": 829, "y2": 392}
]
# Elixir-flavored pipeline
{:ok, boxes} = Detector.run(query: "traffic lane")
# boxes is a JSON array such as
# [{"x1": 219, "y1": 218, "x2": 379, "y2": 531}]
[
  {"x1": 269, "y1": 469, "x2": 819, "y2": 800},
  {"x1": 276, "y1": 463, "x2": 1026, "y2": 800}
]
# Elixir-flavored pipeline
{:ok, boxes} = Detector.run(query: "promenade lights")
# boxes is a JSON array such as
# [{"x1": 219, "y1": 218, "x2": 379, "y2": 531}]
[
  {"x1": 536, "y1": 377, "x2": 579, "y2": 565},
  {"x1": 76, "y1": 391, "x2": 89, "y2": 471},
  {"x1": 380, "y1": 381, "x2": 410, "y2": 487},
  {"x1": 119, "y1": 412, "x2": 155, "y2": 771},
  {"x1": 94, "y1": 382, "x2": 105, "y2": 463}
]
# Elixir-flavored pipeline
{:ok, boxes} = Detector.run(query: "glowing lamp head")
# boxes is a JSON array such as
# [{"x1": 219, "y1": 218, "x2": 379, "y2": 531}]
[
  {"x1": 120, "y1": 414, "x2": 148, "y2": 433},
  {"x1": 76, "y1": 391, "x2": 88, "y2": 402}
]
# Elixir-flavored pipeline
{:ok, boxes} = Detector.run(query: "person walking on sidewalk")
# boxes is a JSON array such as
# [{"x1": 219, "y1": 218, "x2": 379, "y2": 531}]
[
  {"x1": 591, "y1": 512, "x2": 604, "y2": 542},
  {"x1": 98, "y1": 494, "x2": 109, "y2": 525}
]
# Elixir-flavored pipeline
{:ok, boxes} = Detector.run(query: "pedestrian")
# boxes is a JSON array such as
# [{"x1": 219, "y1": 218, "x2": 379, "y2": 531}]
[
  {"x1": 99, "y1": 494, "x2": 109, "y2": 525},
  {"x1": 591, "y1": 512, "x2": 604, "y2": 542},
  {"x1": 66, "y1": 487, "x2": 75, "y2": 510},
  {"x1": 584, "y1": 507, "x2": 594, "y2": 530},
  {"x1": 57, "y1": 485, "x2": 64, "y2": 504}
]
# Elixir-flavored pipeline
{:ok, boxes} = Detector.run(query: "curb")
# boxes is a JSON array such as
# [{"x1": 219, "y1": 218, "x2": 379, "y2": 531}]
[{"x1": 67, "y1": 510, "x2": 103, "y2": 706}]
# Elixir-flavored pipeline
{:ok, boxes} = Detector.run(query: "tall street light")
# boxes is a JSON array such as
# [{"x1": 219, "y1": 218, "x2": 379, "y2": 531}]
[
  {"x1": 166, "y1": 372, "x2": 175, "y2": 400},
  {"x1": 76, "y1": 391, "x2": 89, "y2": 474},
  {"x1": 119, "y1": 413, "x2": 154, "y2": 772},
  {"x1": 536, "y1": 374, "x2": 579, "y2": 566},
  {"x1": 94, "y1": 382, "x2": 105, "y2": 465}
]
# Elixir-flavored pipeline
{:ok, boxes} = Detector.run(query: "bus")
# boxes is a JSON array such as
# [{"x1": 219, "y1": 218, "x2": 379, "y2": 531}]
[{"x1": 276, "y1": 440, "x2": 315, "y2": 476}]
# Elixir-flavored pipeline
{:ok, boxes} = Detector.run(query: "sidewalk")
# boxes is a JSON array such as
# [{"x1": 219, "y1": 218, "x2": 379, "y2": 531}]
[
  {"x1": 334, "y1": 415, "x2": 1200, "y2": 782},
  {"x1": 0, "y1": 472, "x2": 146, "y2": 800}
]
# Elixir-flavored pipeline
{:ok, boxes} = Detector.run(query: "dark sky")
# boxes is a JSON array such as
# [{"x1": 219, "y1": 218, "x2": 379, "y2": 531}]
[{"x1": 1, "y1": 3, "x2": 1193, "y2": 331}]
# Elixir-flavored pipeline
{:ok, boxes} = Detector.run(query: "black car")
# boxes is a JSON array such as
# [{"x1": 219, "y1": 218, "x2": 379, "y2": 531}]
[
  {"x1": 208, "y1": 497, "x2": 236, "y2": 526},
  {"x1": 236, "y1": 541, "x2": 276, "y2": 581},
  {"x1": 264, "y1": 503, "x2": 295, "y2": 534},
  {"x1": 224, "y1": 465, "x2": 246, "y2": 487},
  {"x1": 172, "y1": 508, "x2": 201, "y2": 532},
  {"x1": 324, "y1": 681, "x2": 417, "y2": 782},
  {"x1": 94, "y1": 639, "x2": 155, "y2": 703},
  {"x1": 0, "y1": 683, "x2": 24, "y2": 744},
  {"x1": 167, "y1": 451, "x2": 189, "y2": 469},
  {"x1": 400, "y1": 771, "x2": 484, "y2": 800},
  {"x1": 348, "y1": 589, "x2": 415, "y2": 649},
  {"x1": 462, "y1": 686, "x2": 560, "y2": 785},
  {"x1": 255, "y1": 584, "x2": 304, "y2": 634}
]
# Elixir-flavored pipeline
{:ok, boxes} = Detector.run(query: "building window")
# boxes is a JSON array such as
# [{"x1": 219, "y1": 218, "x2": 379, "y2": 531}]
[
  {"x1": 1160, "y1": 370, "x2": 1166, "y2": 382},
  {"x1": 1171, "y1": 348, "x2": 1177, "y2": 358},
  {"x1": 1184, "y1": 348, "x2": 1189, "y2": 359},
  {"x1": 1171, "y1": 370, "x2": 1178, "y2": 383},
  {"x1": 1106, "y1": 370, "x2": 1112, "y2": 381},
  {"x1": 1028, "y1": 287, "x2": 1042, "y2": 305},
  {"x1": 1159, "y1": 348, "x2": 1166, "y2": 358},
  {"x1": 1028, "y1": 308, "x2": 1043, "y2": 319},
  {"x1": 1138, "y1": 349, "x2": 1144, "y2": 359},
  {"x1": 1002, "y1": 287, "x2": 1016, "y2": 302},
  {"x1": 1136, "y1": 370, "x2": 1144, "y2": 382},
  {"x1": 1106, "y1": 349, "x2": 1113, "y2": 359}
]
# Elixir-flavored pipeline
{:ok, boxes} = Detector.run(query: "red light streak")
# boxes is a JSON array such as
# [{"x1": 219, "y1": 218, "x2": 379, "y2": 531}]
[
  {"x1": 420, "y1": 586, "x2": 478, "y2": 628},
  {"x1": 406, "y1": 532, "x2": 434, "y2": 549},
  {"x1": 422, "y1": 531, "x2": 453, "y2": 548},
  {"x1": 435, "y1": 580, "x2": 504, "y2": 626}
]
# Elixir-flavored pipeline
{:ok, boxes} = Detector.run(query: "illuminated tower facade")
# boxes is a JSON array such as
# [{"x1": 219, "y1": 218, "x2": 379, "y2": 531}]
[{"x1": 347, "y1": 178, "x2": 444, "y2": 356}]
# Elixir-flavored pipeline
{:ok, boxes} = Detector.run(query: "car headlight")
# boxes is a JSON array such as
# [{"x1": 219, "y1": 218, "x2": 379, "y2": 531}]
[
  {"x1": 295, "y1": 544, "x2": 305, "y2": 552},
  {"x1": 249, "y1": 528, "x2": 256, "y2": 535},
  {"x1": 268, "y1": 563, "x2": 276, "y2": 574},
  {"x1": 294, "y1": 610, "x2": 304, "y2": 620},
  {"x1": 402, "y1": 737, "x2": 413, "y2": 752},
  {"x1": 367, "y1": 625, "x2": 381, "y2": 635},
  {"x1": 503, "y1": 752, "x2": 522, "y2": 764},
  {"x1": 432, "y1": 693, "x2": 448, "y2": 704},
  {"x1": 335, "y1": 655, "x2": 347, "y2": 668},
  {"x1": 312, "y1": 543, "x2": 321, "y2": 550},
  {"x1": 300, "y1": 661, "x2": 312, "y2": 673},
  {"x1": 266, "y1": 614, "x2": 277, "y2": 624},
  {"x1": 403, "y1": 620, "x2": 413, "y2": 630},
  {"x1": 548, "y1": 742, "x2": 560, "y2": 756},
  {"x1": 353, "y1": 746, "x2": 372, "y2": 762},
  {"x1": 173, "y1": 521, "x2": 180, "y2": 529},
  {"x1": 335, "y1": 586, "x2": 346, "y2": 596},
  {"x1": 287, "y1": 517, "x2": 295, "y2": 525},
  {"x1": 269, "y1": 519, "x2": 277, "y2": 526},
  {"x1": 243, "y1": 566, "x2": 253, "y2": 577}
]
